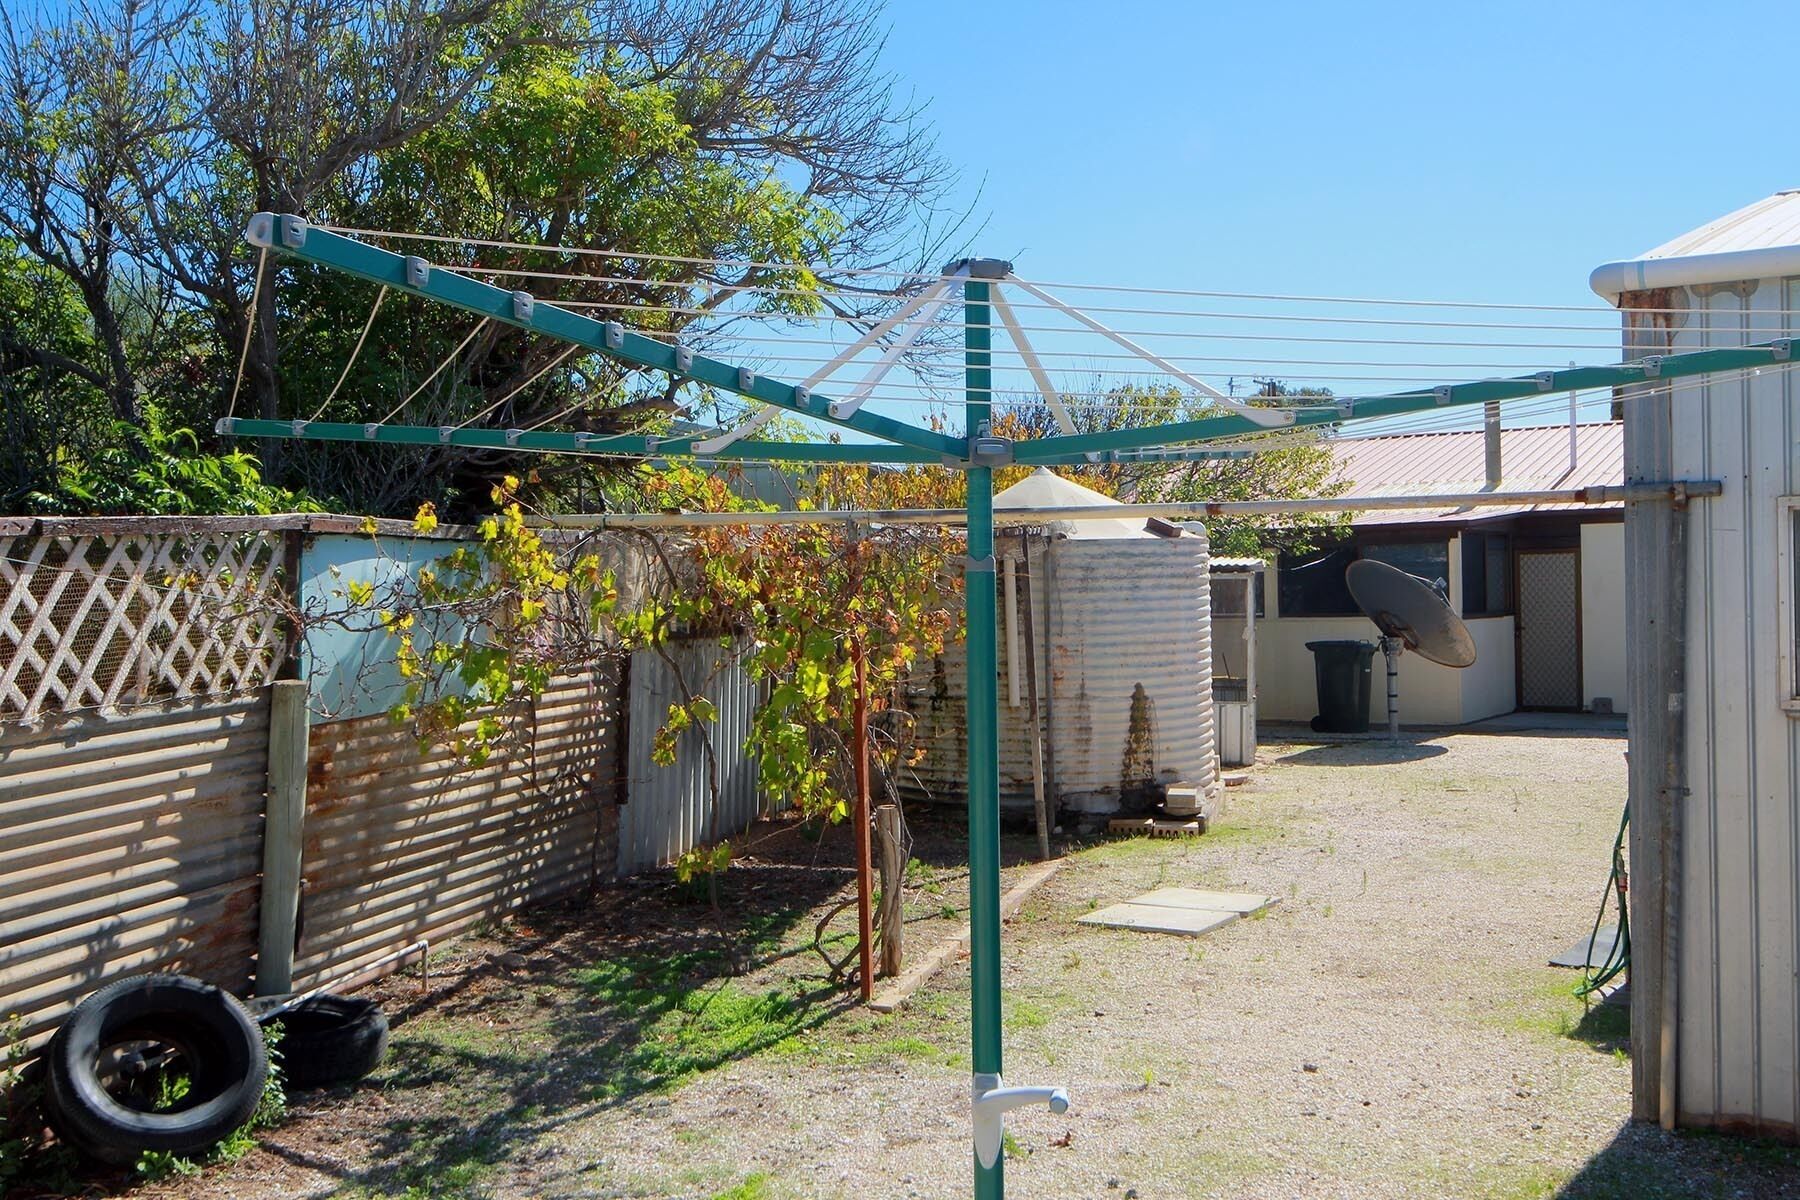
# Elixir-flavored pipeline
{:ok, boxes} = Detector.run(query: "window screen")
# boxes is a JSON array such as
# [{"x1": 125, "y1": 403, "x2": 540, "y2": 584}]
[{"x1": 1210, "y1": 572, "x2": 1265, "y2": 618}]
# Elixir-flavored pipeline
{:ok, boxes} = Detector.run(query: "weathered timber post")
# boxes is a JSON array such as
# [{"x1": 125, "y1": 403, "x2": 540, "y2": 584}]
[
  {"x1": 876, "y1": 803, "x2": 905, "y2": 977},
  {"x1": 258, "y1": 678, "x2": 309, "y2": 996}
]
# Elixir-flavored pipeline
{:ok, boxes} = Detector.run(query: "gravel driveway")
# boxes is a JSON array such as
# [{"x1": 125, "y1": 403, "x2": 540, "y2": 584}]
[{"x1": 123, "y1": 725, "x2": 1800, "y2": 1200}]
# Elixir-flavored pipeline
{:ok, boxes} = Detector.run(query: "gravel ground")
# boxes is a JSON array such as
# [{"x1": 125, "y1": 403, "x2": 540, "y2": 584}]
[{"x1": 102, "y1": 727, "x2": 1800, "y2": 1199}]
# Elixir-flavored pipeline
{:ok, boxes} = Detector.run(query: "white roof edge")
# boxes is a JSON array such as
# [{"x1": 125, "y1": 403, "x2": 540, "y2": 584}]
[{"x1": 1589, "y1": 243, "x2": 1800, "y2": 304}]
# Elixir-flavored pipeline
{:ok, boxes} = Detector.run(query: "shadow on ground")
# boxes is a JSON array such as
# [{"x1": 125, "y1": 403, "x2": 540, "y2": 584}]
[
  {"x1": 1272, "y1": 741, "x2": 1450, "y2": 765},
  {"x1": 237, "y1": 809, "x2": 1008, "y2": 1200},
  {"x1": 1556, "y1": 1122, "x2": 1800, "y2": 1199}
]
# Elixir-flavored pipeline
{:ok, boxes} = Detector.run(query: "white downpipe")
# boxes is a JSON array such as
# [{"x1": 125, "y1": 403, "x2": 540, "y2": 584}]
[
  {"x1": 1007, "y1": 277, "x2": 1295, "y2": 429},
  {"x1": 692, "y1": 274, "x2": 964, "y2": 454},
  {"x1": 1004, "y1": 552, "x2": 1021, "y2": 708},
  {"x1": 991, "y1": 287, "x2": 1077, "y2": 434}
]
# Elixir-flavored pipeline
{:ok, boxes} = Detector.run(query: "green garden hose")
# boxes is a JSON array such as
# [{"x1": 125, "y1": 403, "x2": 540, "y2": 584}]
[{"x1": 1575, "y1": 805, "x2": 1630, "y2": 999}]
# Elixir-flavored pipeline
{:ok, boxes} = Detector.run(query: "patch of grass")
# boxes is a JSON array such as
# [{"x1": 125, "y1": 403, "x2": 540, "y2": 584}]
[
  {"x1": 1450, "y1": 1160, "x2": 1568, "y2": 1200},
  {"x1": 626, "y1": 986, "x2": 801, "y2": 1096},
  {"x1": 710, "y1": 1173, "x2": 774, "y2": 1200},
  {"x1": 135, "y1": 1019, "x2": 289, "y2": 1183},
  {"x1": 1481, "y1": 969, "x2": 1610, "y2": 1047},
  {"x1": 1567, "y1": 999, "x2": 1630, "y2": 1055},
  {"x1": 905, "y1": 858, "x2": 945, "y2": 894},
  {"x1": 386, "y1": 1129, "x2": 503, "y2": 1200},
  {"x1": 1008, "y1": 1000, "x2": 1050, "y2": 1030}
]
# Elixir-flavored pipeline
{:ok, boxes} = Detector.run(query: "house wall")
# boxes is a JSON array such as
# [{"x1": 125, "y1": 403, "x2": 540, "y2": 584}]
[
  {"x1": 1627, "y1": 272, "x2": 1800, "y2": 1137},
  {"x1": 1581, "y1": 522, "x2": 1628, "y2": 712},
  {"x1": 1462, "y1": 617, "x2": 1519, "y2": 722},
  {"x1": 1255, "y1": 614, "x2": 1469, "y2": 725},
  {"x1": 1253, "y1": 535, "x2": 1516, "y2": 726}
]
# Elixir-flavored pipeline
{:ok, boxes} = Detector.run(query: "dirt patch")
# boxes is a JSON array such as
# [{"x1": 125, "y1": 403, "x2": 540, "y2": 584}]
[{"x1": 24, "y1": 729, "x2": 1800, "y2": 1199}]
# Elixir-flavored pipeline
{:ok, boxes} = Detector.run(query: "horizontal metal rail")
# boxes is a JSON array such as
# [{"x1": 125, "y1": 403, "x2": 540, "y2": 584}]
[
  {"x1": 230, "y1": 214, "x2": 1795, "y2": 467},
  {"x1": 534, "y1": 481, "x2": 1721, "y2": 531}
]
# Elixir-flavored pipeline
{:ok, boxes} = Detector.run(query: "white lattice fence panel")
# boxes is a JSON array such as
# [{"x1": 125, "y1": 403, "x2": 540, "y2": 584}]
[{"x1": 0, "y1": 530, "x2": 287, "y2": 720}]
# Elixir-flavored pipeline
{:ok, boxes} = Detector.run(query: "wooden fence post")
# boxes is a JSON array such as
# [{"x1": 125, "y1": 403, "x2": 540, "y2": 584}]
[
  {"x1": 258, "y1": 679, "x2": 309, "y2": 996},
  {"x1": 876, "y1": 803, "x2": 904, "y2": 977}
]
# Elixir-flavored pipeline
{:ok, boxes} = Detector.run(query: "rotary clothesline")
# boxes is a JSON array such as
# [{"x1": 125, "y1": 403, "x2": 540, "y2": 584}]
[{"x1": 230, "y1": 212, "x2": 1755, "y2": 1200}]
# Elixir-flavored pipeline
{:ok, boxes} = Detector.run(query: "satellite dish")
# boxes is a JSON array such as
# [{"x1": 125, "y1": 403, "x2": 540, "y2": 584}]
[
  {"x1": 1344, "y1": 560, "x2": 1476, "y2": 741},
  {"x1": 1345, "y1": 560, "x2": 1477, "y2": 668}
]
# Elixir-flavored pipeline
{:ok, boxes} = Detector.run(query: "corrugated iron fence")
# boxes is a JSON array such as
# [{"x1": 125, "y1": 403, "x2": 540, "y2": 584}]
[
  {"x1": 295, "y1": 667, "x2": 629, "y2": 989},
  {"x1": 0, "y1": 518, "x2": 764, "y2": 1060},
  {"x1": 0, "y1": 695, "x2": 270, "y2": 1052},
  {"x1": 620, "y1": 638, "x2": 763, "y2": 875}
]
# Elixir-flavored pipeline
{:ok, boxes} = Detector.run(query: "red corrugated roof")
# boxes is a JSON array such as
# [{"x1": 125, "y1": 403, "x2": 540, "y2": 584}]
[{"x1": 1329, "y1": 421, "x2": 1622, "y2": 526}]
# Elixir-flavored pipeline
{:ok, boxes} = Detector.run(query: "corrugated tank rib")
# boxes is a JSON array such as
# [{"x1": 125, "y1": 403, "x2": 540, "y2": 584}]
[
  {"x1": 1048, "y1": 534, "x2": 1217, "y2": 814},
  {"x1": 900, "y1": 529, "x2": 1217, "y2": 820}
]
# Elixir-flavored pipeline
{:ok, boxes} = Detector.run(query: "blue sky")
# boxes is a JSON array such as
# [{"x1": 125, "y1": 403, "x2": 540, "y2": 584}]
[
  {"x1": 731, "y1": 0, "x2": 1795, "y2": 438},
  {"x1": 879, "y1": 0, "x2": 1787, "y2": 308}
]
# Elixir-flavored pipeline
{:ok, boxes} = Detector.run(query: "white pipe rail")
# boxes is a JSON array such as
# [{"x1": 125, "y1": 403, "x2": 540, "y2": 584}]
[
  {"x1": 828, "y1": 277, "x2": 963, "y2": 419},
  {"x1": 538, "y1": 480, "x2": 1719, "y2": 531},
  {"x1": 991, "y1": 288, "x2": 1077, "y2": 435}
]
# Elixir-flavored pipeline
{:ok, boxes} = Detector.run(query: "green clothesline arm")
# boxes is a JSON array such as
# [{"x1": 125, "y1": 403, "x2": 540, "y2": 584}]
[
  {"x1": 1012, "y1": 340, "x2": 1794, "y2": 461},
  {"x1": 216, "y1": 416, "x2": 1257, "y2": 466},
  {"x1": 241, "y1": 214, "x2": 962, "y2": 460},
  {"x1": 213, "y1": 417, "x2": 945, "y2": 464}
]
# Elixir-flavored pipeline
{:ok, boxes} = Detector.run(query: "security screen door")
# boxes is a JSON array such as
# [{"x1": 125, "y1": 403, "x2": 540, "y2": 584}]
[{"x1": 1516, "y1": 549, "x2": 1582, "y2": 709}]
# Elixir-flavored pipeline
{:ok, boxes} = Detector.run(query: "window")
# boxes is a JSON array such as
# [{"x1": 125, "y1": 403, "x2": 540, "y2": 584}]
[
  {"x1": 1277, "y1": 544, "x2": 1359, "y2": 616},
  {"x1": 1277, "y1": 538, "x2": 1453, "y2": 617},
  {"x1": 1210, "y1": 571, "x2": 1265, "y2": 618},
  {"x1": 1461, "y1": 531, "x2": 1513, "y2": 616}
]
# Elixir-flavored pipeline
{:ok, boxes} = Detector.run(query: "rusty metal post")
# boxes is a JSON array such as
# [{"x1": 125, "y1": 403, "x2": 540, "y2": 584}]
[{"x1": 853, "y1": 640, "x2": 875, "y2": 1001}]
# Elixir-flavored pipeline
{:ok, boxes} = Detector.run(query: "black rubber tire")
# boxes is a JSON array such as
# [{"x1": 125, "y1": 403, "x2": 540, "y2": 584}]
[
  {"x1": 41, "y1": 974, "x2": 268, "y2": 1166},
  {"x1": 274, "y1": 995, "x2": 388, "y2": 1090}
]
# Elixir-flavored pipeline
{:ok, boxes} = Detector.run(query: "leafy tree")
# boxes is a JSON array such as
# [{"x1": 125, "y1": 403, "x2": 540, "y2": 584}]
[{"x1": 0, "y1": 0, "x2": 960, "y2": 517}]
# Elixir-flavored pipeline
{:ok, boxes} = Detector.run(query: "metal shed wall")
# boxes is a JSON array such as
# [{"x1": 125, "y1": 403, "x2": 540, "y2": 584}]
[
  {"x1": 294, "y1": 667, "x2": 622, "y2": 989},
  {"x1": 619, "y1": 638, "x2": 762, "y2": 875},
  {"x1": 0, "y1": 694, "x2": 270, "y2": 1051},
  {"x1": 1626, "y1": 274, "x2": 1800, "y2": 1136}
]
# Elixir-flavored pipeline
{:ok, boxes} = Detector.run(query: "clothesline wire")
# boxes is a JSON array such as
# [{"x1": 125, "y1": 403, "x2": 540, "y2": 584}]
[
  {"x1": 317, "y1": 222, "x2": 1765, "y2": 317},
  {"x1": 337, "y1": 359, "x2": 1784, "y2": 464}
]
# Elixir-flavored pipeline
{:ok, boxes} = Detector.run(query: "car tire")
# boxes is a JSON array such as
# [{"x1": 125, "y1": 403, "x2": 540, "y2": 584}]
[
  {"x1": 274, "y1": 994, "x2": 388, "y2": 1090},
  {"x1": 41, "y1": 974, "x2": 268, "y2": 1166}
]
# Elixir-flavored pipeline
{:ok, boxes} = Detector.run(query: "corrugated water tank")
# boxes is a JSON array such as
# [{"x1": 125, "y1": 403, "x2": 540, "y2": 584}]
[{"x1": 898, "y1": 470, "x2": 1219, "y2": 821}]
